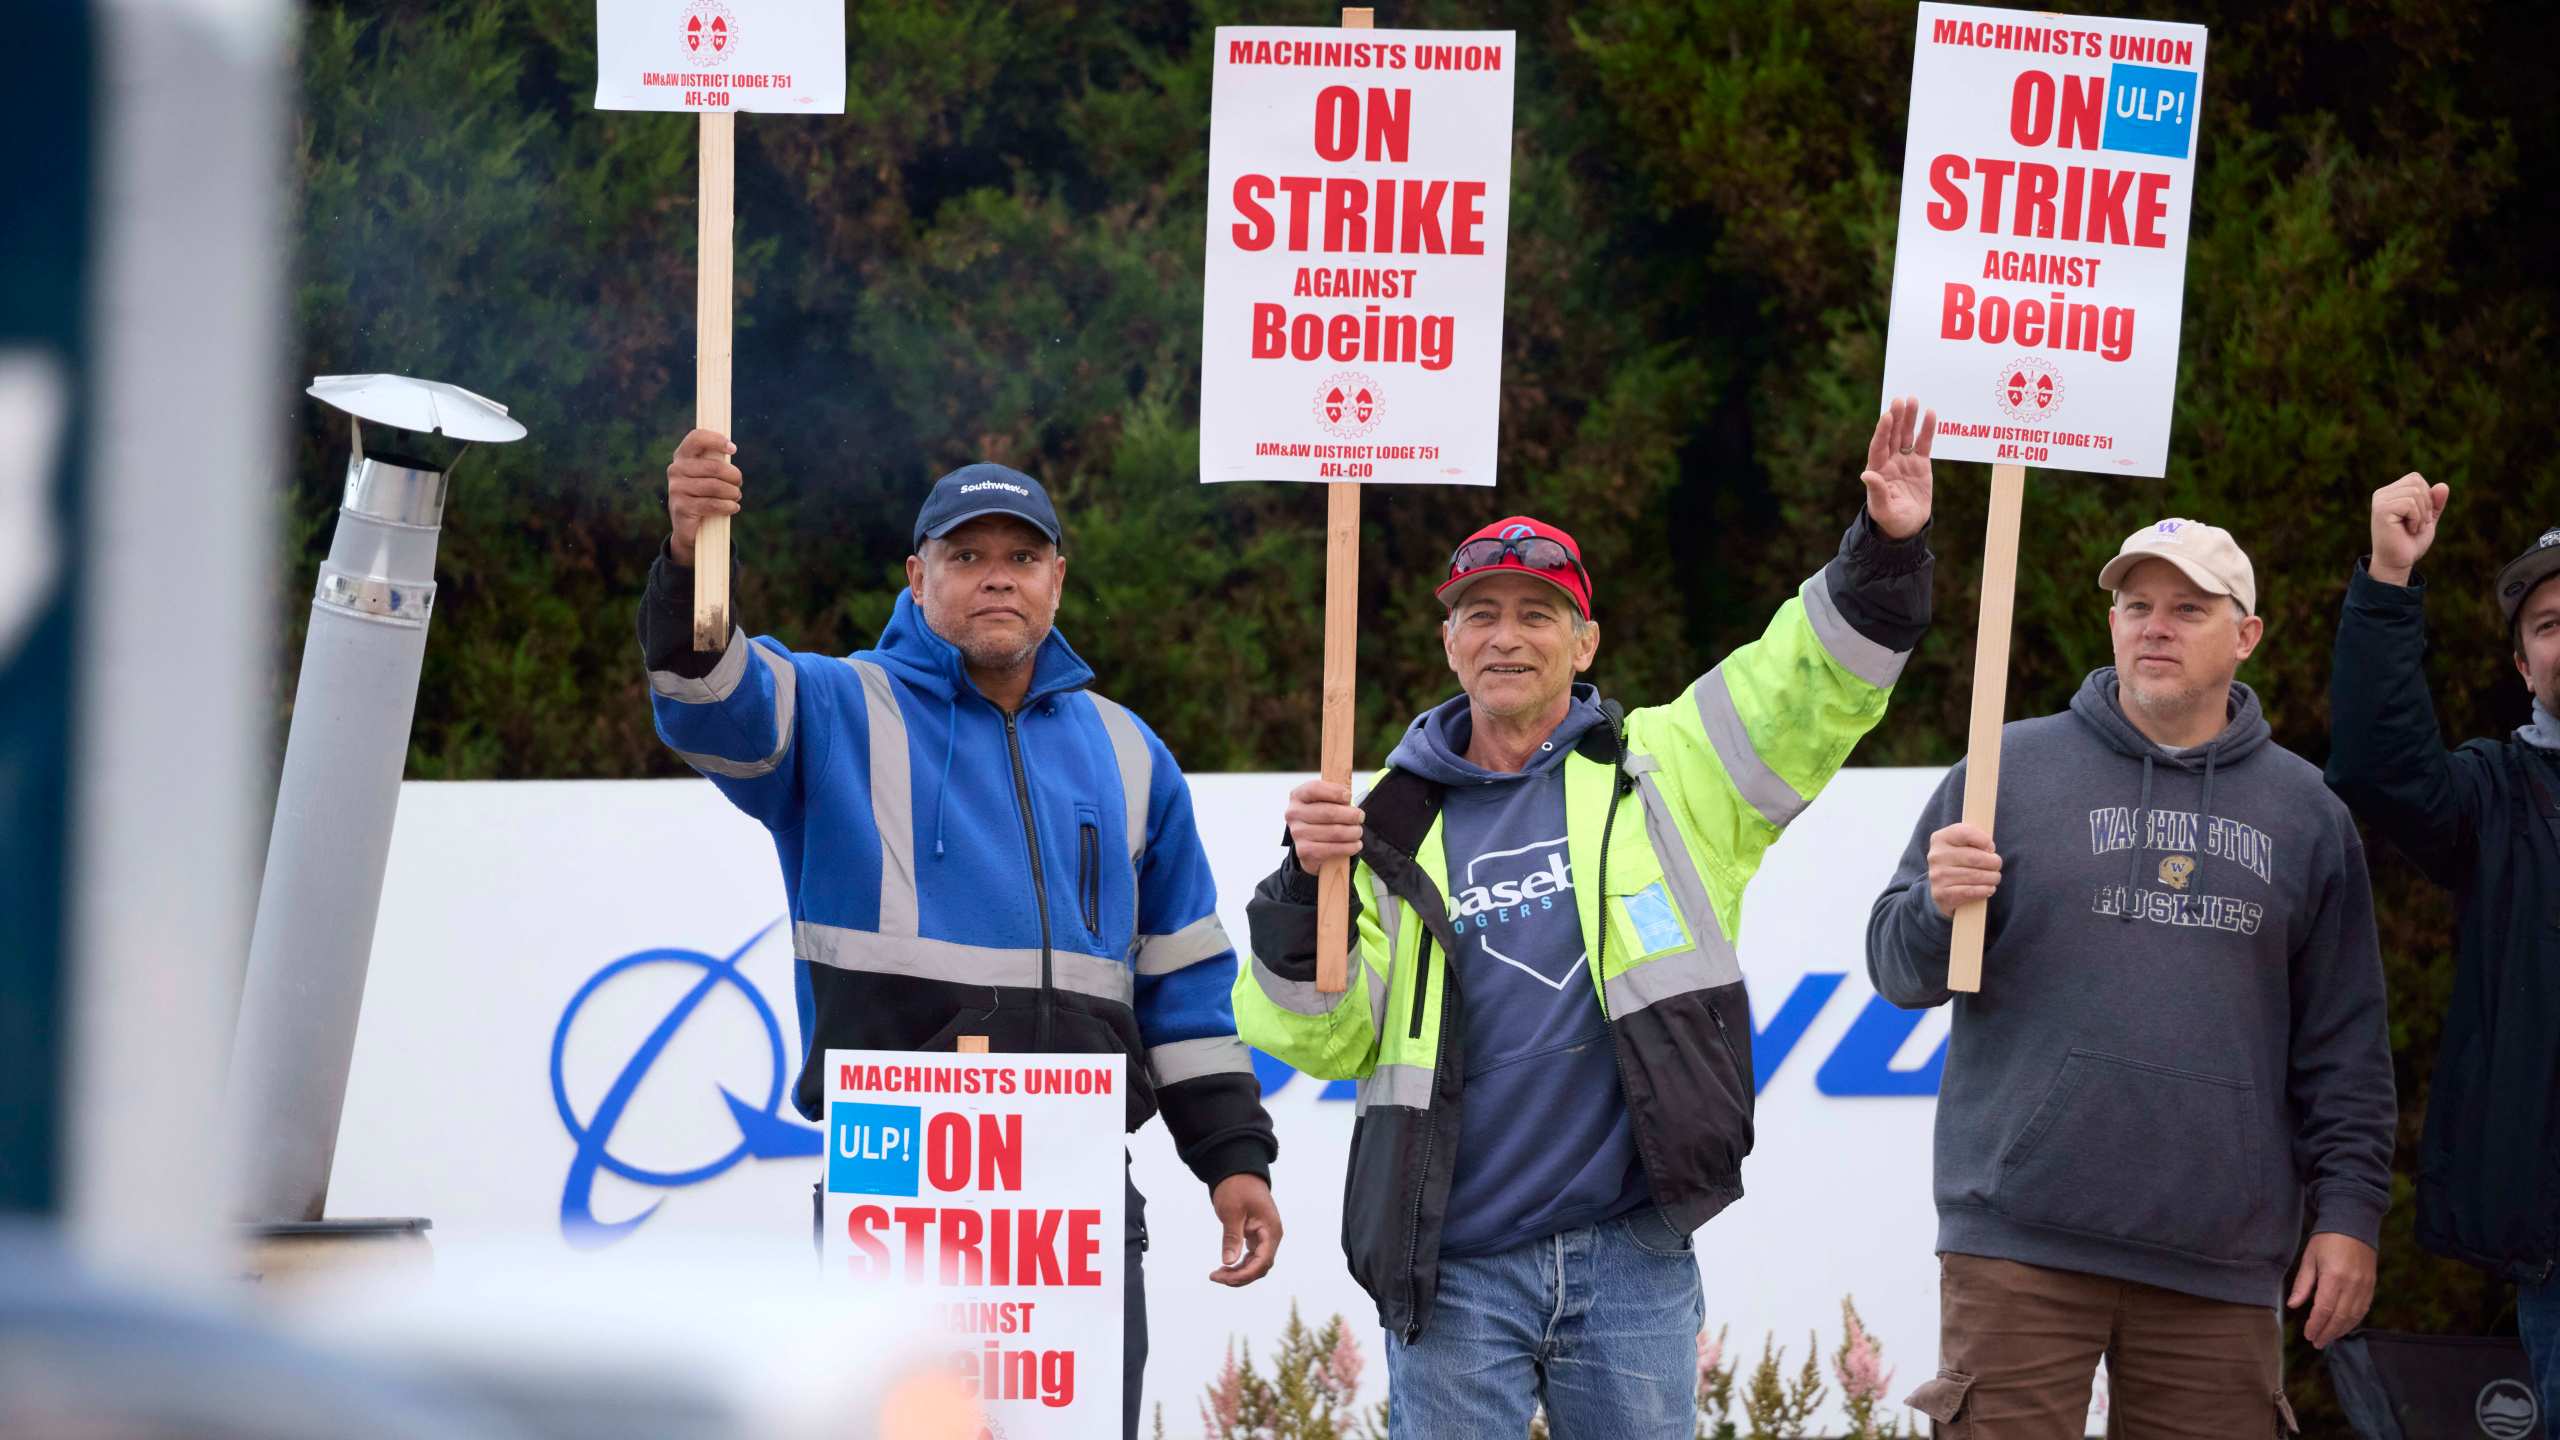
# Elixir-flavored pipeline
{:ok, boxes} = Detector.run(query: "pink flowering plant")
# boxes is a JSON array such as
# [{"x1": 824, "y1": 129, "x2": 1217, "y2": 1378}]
[
  {"x1": 1831, "y1": 1298, "x2": 1905, "y2": 1439},
  {"x1": 1198, "y1": 1305, "x2": 1380, "y2": 1440}
]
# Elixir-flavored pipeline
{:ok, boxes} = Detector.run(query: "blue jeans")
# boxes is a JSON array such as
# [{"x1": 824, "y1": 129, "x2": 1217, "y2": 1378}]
[
  {"x1": 1385, "y1": 1211, "x2": 1704, "y2": 1440},
  {"x1": 2521, "y1": 1276, "x2": 2559, "y2": 1434}
]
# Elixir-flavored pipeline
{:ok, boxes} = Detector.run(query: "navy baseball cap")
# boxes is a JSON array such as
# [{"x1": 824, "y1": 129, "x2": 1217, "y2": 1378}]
[
  {"x1": 911, "y1": 463, "x2": 1063, "y2": 551},
  {"x1": 2498, "y1": 525, "x2": 2560, "y2": 631}
]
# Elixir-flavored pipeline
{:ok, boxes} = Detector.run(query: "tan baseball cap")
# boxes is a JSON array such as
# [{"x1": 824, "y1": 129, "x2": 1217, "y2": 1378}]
[{"x1": 2097, "y1": 518, "x2": 2258, "y2": 616}]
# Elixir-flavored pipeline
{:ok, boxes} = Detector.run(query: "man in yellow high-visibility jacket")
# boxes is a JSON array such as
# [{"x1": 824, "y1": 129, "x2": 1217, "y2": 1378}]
[{"x1": 1236, "y1": 400, "x2": 1939, "y2": 1439}]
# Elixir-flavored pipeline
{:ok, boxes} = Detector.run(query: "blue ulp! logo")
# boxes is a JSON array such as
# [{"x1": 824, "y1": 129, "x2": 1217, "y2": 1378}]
[
  {"x1": 2104, "y1": 63, "x2": 2198, "y2": 160},
  {"x1": 829, "y1": 1103, "x2": 921, "y2": 1197}
]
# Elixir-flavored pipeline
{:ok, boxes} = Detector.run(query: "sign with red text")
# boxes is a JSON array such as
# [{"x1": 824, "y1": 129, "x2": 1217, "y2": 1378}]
[
  {"x1": 1201, "y1": 28, "x2": 1516, "y2": 486},
  {"x1": 593, "y1": 0, "x2": 845, "y2": 114},
  {"x1": 1881, "y1": 4, "x2": 2207, "y2": 477},
  {"x1": 821, "y1": 1049, "x2": 1123, "y2": 1429}
]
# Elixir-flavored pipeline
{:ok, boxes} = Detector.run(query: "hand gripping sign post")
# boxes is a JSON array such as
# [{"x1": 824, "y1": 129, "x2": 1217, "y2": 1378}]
[
  {"x1": 1880, "y1": 3, "x2": 2208, "y2": 989},
  {"x1": 1202, "y1": 12, "x2": 1517, "y2": 990},
  {"x1": 595, "y1": 2, "x2": 847, "y2": 650},
  {"x1": 822, "y1": 1047, "x2": 1126, "y2": 1431}
]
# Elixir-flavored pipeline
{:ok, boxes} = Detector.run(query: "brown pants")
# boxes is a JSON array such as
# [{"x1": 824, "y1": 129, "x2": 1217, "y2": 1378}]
[{"x1": 1905, "y1": 1254, "x2": 2298, "y2": 1439}]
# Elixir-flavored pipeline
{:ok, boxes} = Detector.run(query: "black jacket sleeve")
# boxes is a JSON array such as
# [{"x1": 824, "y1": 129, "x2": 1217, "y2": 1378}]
[
  {"x1": 2322, "y1": 560, "x2": 2493, "y2": 889},
  {"x1": 1156, "y1": 1075, "x2": 1277, "y2": 1190},
  {"x1": 1243, "y1": 852, "x2": 1334, "y2": 986},
  {"x1": 1825, "y1": 510, "x2": 1936, "y2": 652},
  {"x1": 636, "y1": 540, "x2": 727, "y2": 681}
]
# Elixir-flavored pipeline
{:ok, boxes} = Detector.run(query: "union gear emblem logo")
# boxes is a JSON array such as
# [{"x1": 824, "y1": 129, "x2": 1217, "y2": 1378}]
[
  {"x1": 1994, "y1": 356, "x2": 2065, "y2": 422},
  {"x1": 682, "y1": 1, "x2": 739, "y2": 66},
  {"x1": 1312, "y1": 370, "x2": 1383, "y2": 440},
  {"x1": 2157, "y1": 854, "x2": 2196, "y2": 891}
]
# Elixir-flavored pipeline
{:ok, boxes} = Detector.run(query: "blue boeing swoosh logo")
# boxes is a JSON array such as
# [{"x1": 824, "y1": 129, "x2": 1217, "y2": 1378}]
[{"x1": 549, "y1": 920, "x2": 822, "y2": 1246}]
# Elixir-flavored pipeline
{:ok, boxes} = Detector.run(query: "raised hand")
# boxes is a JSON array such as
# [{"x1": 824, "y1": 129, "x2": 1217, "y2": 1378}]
[
  {"x1": 1861, "y1": 396, "x2": 1936, "y2": 540},
  {"x1": 665, "y1": 428, "x2": 741, "y2": 568},
  {"x1": 2368, "y1": 471, "x2": 2448, "y2": 587}
]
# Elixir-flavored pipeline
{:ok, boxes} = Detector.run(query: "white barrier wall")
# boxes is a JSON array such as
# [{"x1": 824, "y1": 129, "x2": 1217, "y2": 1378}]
[{"x1": 332, "y1": 770, "x2": 1983, "y2": 1433}]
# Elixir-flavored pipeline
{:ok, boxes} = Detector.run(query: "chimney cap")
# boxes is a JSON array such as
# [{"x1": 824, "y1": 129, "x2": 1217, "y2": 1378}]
[{"x1": 306, "y1": 374, "x2": 527, "y2": 443}]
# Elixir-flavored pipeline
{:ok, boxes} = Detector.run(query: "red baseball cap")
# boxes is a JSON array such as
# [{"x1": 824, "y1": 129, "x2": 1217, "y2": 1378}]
[{"x1": 1434, "y1": 516, "x2": 1594, "y2": 619}]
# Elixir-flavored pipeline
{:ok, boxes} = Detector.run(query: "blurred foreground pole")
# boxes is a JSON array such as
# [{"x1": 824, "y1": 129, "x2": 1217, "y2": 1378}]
[
  {"x1": 0, "y1": 0, "x2": 293, "y2": 1265},
  {"x1": 225, "y1": 380, "x2": 521, "y2": 1227},
  {"x1": 0, "y1": 3, "x2": 91, "y2": 1222}
]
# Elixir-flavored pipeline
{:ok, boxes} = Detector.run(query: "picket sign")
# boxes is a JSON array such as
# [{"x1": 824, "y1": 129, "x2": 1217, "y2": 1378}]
[
  {"x1": 591, "y1": 3, "x2": 847, "y2": 649},
  {"x1": 1200, "y1": 8, "x2": 1519, "y2": 991},
  {"x1": 1878, "y1": 3, "x2": 2209, "y2": 989},
  {"x1": 821, "y1": 1046, "x2": 1126, "y2": 1431}
]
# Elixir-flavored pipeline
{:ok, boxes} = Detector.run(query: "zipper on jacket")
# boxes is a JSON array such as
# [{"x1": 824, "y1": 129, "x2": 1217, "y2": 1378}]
[
  {"x1": 1708, "y1": 1002, "x2": 1745, "y2": 1081},
  {"x1": 1002, "y1": 709, "x2": 1057, "y2": 1050},
  {"x1": 1407, "y1": 932, "x2": 1434, "y2": 1039},
  {"x1": 1078, "y1": 820, "x2": 1100, "y2": 934},
  {"x1": 1400, "y1": 927, "x2": 1449, "y2": 1343},
  {"x1": 1592, "y1": 719, "x2": 1676, "y2": 1202}
]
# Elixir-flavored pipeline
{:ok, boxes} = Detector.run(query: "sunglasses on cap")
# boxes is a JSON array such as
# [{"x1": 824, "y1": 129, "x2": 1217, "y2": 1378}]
[{"x1": 1449, "y1": 535, "x2": 1591, "y2": 589}]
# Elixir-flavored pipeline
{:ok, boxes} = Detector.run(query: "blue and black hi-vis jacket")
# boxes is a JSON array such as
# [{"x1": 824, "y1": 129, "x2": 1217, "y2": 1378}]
[{"x1": 638, "y1": 550, "x2": 1276, "y2": 1189}]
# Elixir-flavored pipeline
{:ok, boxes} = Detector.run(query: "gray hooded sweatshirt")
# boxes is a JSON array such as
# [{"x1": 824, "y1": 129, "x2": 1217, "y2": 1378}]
[{"x1": 1867, "y1": 669, "x2": 2395, "y2": 1308}]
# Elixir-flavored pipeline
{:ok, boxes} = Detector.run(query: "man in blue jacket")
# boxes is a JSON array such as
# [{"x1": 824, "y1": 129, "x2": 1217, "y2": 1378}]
[
  {"x1": 2327, "y1": 473, "x2": 2560, "y2": 1419},
  {"x1": 640, "y1": 429, "x2": 1282, "y2": 1439}
]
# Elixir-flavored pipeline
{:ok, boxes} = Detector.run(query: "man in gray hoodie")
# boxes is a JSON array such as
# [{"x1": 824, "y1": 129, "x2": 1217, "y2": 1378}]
[{"x1": 1867, "y1": 518, "x2": 2396, "y2": 1438}]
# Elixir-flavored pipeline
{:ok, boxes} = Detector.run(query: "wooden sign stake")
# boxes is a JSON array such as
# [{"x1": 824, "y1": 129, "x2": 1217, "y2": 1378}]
[
  {"x1": 1312, "y1": 5, "x2": 1374, "y2": 996},
  {"x1": 1947, "y1": 461, "x2": 2026, "y2": 992},
  {"x1": 692, "y1": 110, "x2": 736, "y2": 650},
  {"x1": 957, "y1": 1035, "x2": 989, "y2": 1054}
]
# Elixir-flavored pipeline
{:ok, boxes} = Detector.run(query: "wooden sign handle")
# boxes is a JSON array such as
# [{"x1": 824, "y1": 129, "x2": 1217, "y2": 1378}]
[
  {"x1": 692, "y1": 109, "x2": 736, "y2": 651},
  {"x1": 957, "y1": 1036, "x2": 989, "y2": 1054},
  {"x1": 1315, "y1": 479, "x2": 1360, "y2": 994},
  {"x1": 1311, "y1": 4, "x2": 1373, "y2": 997},
  {"x1": 1947, "y1": 462, "x2": 2026, "y2": 992}
]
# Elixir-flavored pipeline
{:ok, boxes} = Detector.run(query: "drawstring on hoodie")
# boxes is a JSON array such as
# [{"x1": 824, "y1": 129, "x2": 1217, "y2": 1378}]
[
  {"x1": 2121, "y1": 741, "x2": 2220, "y2": 919},
  {"x1": 2197, "y1": 748, "x2": 2217, "y2": 900},
  {"x1": 2123, "y1": 753, "x2": 2155, "y2": 919},
  {"x1": 933, "y1": 691, "x2": 958, "y2": 857}
]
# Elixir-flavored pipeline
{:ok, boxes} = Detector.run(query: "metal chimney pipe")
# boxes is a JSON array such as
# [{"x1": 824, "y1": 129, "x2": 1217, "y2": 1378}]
[{"x1": 226, "y1": 376, "x2": 521, "y2": 1223}]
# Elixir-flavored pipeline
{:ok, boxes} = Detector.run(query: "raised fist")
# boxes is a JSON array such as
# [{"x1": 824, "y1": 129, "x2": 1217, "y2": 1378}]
[{"x1": 2368, "y1": 472, "x2": 2448, "y2": 587}]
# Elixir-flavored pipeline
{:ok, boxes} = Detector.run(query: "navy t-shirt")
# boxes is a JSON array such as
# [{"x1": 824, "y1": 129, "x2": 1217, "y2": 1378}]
[{"x1": 1385, "y1": 690, "x2": 1651, "y2": 1257}]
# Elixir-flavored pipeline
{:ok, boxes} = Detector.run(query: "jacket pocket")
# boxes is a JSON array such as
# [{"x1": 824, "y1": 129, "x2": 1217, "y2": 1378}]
[
  {"x1": 1994, "y1": 1048, "x2": 2263, "y2": 1258},
  {"x1": 1074, "y1": 804, "x2": 1102, "y2": 938},
  {"x1": 1596, "y1": 841, "x2": 1683, "y2": 971},
  {"x1": 1906, "y1": 1370, "x2": 1975, "y2": 1432}
]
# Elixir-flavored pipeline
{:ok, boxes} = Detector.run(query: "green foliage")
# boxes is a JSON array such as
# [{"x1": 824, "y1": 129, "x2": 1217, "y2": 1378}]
[
  {"x1": 293, "y1": 5, "x2": 2560, "y2": 1428},
  {"x1": 1698, "y1": 1322, "x2": 1739, "y2": 1439},
  {"x1": 1740, "y1": 1332, "x2": 1827, "y2": 1440}
]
